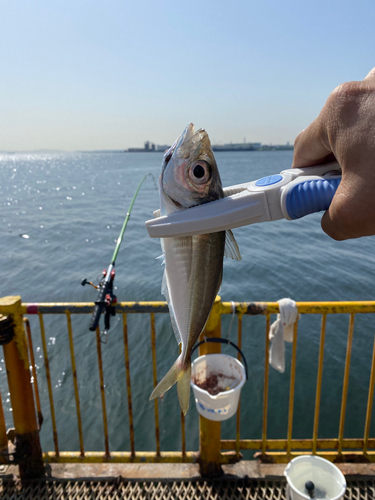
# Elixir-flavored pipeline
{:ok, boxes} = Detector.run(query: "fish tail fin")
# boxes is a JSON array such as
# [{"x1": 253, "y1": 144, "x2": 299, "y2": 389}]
[
  {"x1": 149, "y1": 355, "x2": 191, "y2": 415},
  {"x1": 149, "y1": 356, "x2": 181, "y2": 401},
  {"x1": 177, "y1": 362, "x2": 191, "y2": 415}
]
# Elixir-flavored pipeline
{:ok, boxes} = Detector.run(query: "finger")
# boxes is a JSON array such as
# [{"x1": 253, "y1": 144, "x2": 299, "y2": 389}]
[
  {"x1": 320, "y1": 183, "x2": 351, "y2": 240},
  {"x1": 292, "y1": 117, "x2": 333, "y2": 168},
  {"x1": 364, "y1": 67, "x2": 375, "y2": 81},
  {"x1": 321, "y1": 171, "x2": 375, "y2": 240}
]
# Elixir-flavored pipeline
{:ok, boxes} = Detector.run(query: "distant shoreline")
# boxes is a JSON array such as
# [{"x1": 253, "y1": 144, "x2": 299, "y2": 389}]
[
  {"x1": 125, "y1": 139, "x2": 293, "y2": 153},
  {"x1": 124, "y1": 145, "x2": 294, "y2": 153},
  {"x1": 0, "y1": 146, "x2": 294, "y2": 155}
]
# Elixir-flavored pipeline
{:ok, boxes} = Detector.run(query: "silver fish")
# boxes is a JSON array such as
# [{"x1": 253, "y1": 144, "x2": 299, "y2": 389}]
[{"x1": 149, "y1": 123, "x2": 241, "y2": 414}]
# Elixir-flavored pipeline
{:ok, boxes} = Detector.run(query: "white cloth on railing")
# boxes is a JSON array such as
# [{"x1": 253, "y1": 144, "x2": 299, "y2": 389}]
[{"x1": 269, "y1": 298, "x2": 299, "y2": 373}]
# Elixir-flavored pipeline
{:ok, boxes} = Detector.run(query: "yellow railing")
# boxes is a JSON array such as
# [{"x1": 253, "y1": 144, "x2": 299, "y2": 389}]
[{"x1": 0, "y1": 295, "x2": 375, "y2": 479}]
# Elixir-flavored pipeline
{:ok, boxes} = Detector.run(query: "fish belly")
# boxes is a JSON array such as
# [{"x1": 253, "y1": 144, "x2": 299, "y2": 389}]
[{"x1": 163, "y1": 231, "x2": 225, "y2": 358}]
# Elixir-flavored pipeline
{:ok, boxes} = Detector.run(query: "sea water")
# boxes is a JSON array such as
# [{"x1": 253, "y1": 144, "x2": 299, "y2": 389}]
[{"x1": 1, "y1": 150, "x2": 375, "y2": 455}]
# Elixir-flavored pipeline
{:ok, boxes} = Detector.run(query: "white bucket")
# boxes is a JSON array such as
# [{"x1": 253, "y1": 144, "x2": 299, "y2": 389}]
[
  {"x1": 190, "y1": 353, "x2": 246, "y2": 421},
  {"x1": 284, "y1": 455, "x2": 346, "y2": 500}
]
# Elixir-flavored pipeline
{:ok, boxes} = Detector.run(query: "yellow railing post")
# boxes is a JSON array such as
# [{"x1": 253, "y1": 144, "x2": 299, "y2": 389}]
[
  {"x1": 0, "y1": 315, "x2": 11, "y2": 462},
  {"x1": 0, "y1": 296, "x2": 44, "y2": 480},
  {"x1": 198, "y1": 295, "x2": 223, "y2": 477},
  {"x1": 0, "y1": 386, "x2": 8, "y2": 463}
]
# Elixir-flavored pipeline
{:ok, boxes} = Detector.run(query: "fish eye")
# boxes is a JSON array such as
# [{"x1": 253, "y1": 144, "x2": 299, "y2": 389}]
[
  {"x1": 189, "y1": 161, "x2": 210, "y2": 184},
  {"x1": 193, "y1": 164, "x2": 205, "y2": 178}
]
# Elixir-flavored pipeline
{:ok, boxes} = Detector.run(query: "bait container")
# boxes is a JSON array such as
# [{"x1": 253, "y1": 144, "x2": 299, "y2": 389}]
[{"x1": 191, "y1": 353, "x2": 246, "y2": 421}]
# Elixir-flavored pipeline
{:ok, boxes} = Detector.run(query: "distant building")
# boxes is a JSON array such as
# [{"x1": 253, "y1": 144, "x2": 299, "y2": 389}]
[
  {"x1": 126, "y1": 140, "x2": 293, "y2": 153},
  {"x1": 127, "y1": 141, "x2": 157, "y2": 153},
  {"x1": 212, "y1": 142, "x2": 261, "y2": 152},
  {"x1": 260, "y1": 144, "x2": 294, "y2": 151}
]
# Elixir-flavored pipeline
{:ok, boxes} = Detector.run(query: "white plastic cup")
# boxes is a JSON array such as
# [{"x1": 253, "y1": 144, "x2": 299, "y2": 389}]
[
  {"x1": 284, "y1": 455, "x2": 346, "y2": 500},
  {"x1": 191, "y1": 353, "x2": 246, "y2": 421}
]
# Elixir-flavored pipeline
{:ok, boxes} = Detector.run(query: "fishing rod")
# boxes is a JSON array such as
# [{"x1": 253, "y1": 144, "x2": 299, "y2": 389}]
[{"x1": 82, "y1": 174, "x2": 148, "y2": 336}]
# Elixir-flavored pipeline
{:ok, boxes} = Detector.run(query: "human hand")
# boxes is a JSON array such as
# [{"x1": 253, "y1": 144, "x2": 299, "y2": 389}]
[{"x1": 292, "y1": 68, "x2": 375, "y2": 240}]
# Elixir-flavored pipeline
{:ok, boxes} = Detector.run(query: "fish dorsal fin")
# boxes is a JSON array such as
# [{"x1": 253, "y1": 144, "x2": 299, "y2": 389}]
[
  {"x1": 161, "y1": 270, "x2": 182, "y2": 344},
  {"x1": 224, "y1": 230, "x2": 242, "y2": 261}
]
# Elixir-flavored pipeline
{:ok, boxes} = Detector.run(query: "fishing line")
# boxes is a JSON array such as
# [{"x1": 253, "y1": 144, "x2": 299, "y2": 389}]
[{"x1": 148, "y1": 172, "x2": 158, "y2": 191}]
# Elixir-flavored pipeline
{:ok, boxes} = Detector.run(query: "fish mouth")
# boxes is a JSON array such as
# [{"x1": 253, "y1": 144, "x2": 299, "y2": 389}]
[
  {"x1": 175, "y1": 123, "x2": 196, "y2": 152},
  {"x1": 163, "y1": 123, "x2": 210, "y2": 167},
  {"x1": 177, "y1": 124, "x2": 210, "y2": 160}
]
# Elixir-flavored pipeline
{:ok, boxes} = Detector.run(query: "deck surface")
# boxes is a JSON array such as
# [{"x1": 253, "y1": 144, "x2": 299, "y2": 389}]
[{"x1": 0, "y1": 462, "x2": 374, "y2": 499}]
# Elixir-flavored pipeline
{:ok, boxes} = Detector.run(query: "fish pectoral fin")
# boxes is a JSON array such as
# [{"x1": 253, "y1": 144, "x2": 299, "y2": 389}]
[
  {"x1": 224, "y1": 229, "x2": 242, "y2": 261},
  {"x1": 177, "y1": 363, "x2": 191, "y2": 415},
  {"x1": 156, "y1": 254, "x2": 165, "y2": 265}
]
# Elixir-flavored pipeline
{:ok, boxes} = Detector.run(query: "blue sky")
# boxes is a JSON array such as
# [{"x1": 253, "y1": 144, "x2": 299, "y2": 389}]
[{"x1": 1, "y1": 0, "x2": 375, "y2": 151}]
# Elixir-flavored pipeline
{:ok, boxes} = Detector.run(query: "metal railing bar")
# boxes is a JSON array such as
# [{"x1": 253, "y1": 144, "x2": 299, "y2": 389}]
[
  {"x1": 262, "y1": 314, "x2": 271, "y2": 455},
  {"x1": 23, "y1": 317, "x2": 43, "y2": 429},
  {"x1": 252, "y1": 450, "x2": 375, "y2": 463},
  {"x1": 38, "y1": 312, "x2": 59, "y2": 456},
  {"x1": 221, "y1": 437, "x2": 375, "y2": 450},
  {"x1": 22, "y1": 301, "x2": 375, "y2": 316},
  {"x1": 236, "y1": 315, "x2": 242, "y2": 458},
  {"x1": 150, "y1": 313, "x2": 160, "y2": 456},
  {"x1": 338, "y1": 313, "x2": 355, "y2": 455},
  {"x1": 312, "y1": 314, "x2": 326, "y2": 454},
  {"x1": 42, "y1": 448, "x2": 374, "y2": 463},
  {"x1": 122, "y1": 314, "x2": 135, "y2": 458},
  {"x1": 42, "y1": 451, "x2": 199, "y2": 463},
  {"x1": 221, "y1": 301, "x2": 375, "y2": 315},
  {"x1": 287, "y1": 321, "x2": 299, "y2": 456},
  {"x1": 66, "y1": 312, "x2": 84, "y2": 457},
  {"x1": 364, "y1": 333, "x2": 375, "y2": 453},
  {"x1": 23, "y1": 302, "x2": 169, "y2": 315},
  {"x1": 95, "y1": 327, "x2": 110, "y2": 457}
]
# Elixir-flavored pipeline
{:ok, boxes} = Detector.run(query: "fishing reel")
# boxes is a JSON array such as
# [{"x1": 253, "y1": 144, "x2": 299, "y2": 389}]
[{"x1": 81, "y1": 266, "x2": 117, "y2": 342}]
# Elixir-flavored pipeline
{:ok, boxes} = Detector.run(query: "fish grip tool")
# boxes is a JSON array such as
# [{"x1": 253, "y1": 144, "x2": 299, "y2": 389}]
[
  {"x1": 145, "y1": 162, "x2": 342, "y2": 237},
  {"x1": 82, "y1": 175, "x2": 148, "y2": 337},
  {"x1": 192, "y1": 337, "x2": 248, "y2": 380}
]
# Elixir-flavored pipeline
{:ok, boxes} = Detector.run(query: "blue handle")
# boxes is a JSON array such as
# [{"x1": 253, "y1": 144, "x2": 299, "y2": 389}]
[{"x1": 285, "y1": 178, "x2": 341, "y2": 220}]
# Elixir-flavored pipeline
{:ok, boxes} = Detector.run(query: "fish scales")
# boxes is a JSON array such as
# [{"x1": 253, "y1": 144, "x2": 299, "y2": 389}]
[{"x1": 177, "y1": 233, "x2": 224, "y2": 354}]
